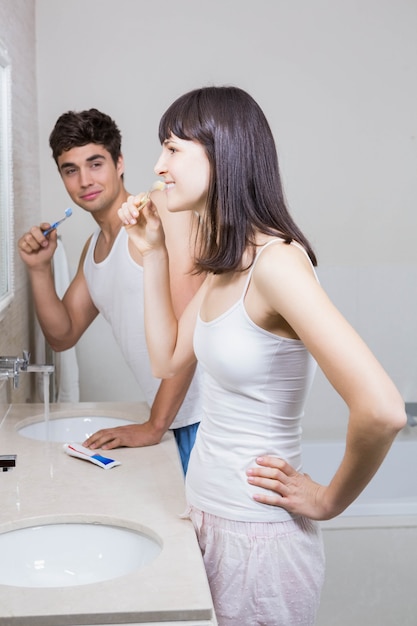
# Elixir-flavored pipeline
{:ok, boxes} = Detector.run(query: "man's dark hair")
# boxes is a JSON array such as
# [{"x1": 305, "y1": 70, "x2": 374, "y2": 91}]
[{"x1": 49, "y1": 108, "x2": 122, "y2": 167}]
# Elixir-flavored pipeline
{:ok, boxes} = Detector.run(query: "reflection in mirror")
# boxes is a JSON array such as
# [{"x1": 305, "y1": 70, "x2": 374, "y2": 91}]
[{"x1": 0, "y1": 40, "x2": 13, "y2": 320}]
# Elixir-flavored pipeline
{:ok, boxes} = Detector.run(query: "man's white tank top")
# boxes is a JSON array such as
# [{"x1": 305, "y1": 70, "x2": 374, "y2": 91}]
[
  {"x1": 186, "y1": 239, "x2": 317, "y2": 521},
  {"x1": 84, "y1": 227, "x2": 201, "y2": 429}
]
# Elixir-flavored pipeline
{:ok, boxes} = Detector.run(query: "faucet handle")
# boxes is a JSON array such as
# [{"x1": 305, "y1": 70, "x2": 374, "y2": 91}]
[
  {"x1": 0, "y1": 351, "x2": 41, "y2": 389},
  {"x1": 12, "y1": 351, "x2": 30, "y2": 387},
  {"x1": 20, "y1": 350, "x2": 30, "y2": 371}
]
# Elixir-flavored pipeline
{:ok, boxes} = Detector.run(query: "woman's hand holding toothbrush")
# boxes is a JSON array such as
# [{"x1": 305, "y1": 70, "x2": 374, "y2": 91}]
[{"x1": 118, "y1": 182, "x2": 167, "y2": 257}]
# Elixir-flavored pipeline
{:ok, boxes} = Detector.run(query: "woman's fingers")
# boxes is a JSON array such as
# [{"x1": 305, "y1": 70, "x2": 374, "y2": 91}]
[
  {"x1": 118, "y1": 195, "x2": 143, "y2": 225},
  {"x1": 246, "y1": 455, "x2": 326, "y2": 518},
  {"x1": 247, "y1": 456, "x2": 292, "y2": 494}
]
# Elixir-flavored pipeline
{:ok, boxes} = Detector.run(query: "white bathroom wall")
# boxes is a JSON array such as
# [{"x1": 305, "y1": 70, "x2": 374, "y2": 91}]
[{"x1": 35, "y1": 0, "x2": 417, "y2": 425}]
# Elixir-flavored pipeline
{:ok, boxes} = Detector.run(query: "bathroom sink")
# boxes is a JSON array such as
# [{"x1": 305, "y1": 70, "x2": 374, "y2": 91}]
[
  {"x1": 18, "y1": 416, "x2": 135, "y2": 442},
  {"x1": 0, "y1": 522, "x2": 161, "y2": 587}
]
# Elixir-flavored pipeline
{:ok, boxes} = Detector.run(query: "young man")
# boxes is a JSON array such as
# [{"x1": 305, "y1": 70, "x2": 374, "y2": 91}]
[{"x1": 18, "y1": 109, "x2": 202, "y2": 473}]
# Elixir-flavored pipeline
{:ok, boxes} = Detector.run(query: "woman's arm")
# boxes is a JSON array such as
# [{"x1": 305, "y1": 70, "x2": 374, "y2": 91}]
[
  {"x1": 246, "y1": 243, "x2": 406, "y2": 520},
  {"x1": 118, "y1": 194, "x2": 207, "y2": 378}
]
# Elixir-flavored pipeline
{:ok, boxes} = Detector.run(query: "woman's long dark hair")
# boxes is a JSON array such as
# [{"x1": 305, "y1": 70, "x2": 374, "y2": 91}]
[{"x1": 159, "y1": 86, "x2": 317, "y2": 273}]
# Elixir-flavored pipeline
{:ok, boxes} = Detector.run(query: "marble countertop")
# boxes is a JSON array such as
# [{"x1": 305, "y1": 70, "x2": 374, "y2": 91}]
[{"x1": 0, "y1": 402, "x2": 215, "y2": 625}]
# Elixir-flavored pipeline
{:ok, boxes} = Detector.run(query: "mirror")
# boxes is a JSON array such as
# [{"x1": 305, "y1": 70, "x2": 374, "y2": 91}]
[{"x1": 0, "y1": 39, "x2": 14, "y2": 320}]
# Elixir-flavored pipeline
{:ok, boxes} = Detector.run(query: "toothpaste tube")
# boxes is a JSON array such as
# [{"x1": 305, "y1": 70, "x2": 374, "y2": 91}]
[{"x1": 63, "y1": 443, "x2": 121, "y2": 470}]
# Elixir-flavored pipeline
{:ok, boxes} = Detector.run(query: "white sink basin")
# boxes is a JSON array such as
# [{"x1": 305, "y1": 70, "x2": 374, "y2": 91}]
[
  {"x1": 0, "y1": 522, "x2": 161, "y2": 587},
  {"x1": 18, "y1": 416, "x2": 135, "y2": 442}
]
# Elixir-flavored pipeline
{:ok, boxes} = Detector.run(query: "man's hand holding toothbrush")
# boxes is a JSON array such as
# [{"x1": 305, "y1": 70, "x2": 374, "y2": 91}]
[{"x1": 18, "y1": 207, "x2": 73, "y2": 268}]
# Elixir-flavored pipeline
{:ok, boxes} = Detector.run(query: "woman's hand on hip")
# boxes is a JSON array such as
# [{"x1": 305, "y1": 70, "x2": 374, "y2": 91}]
[{"x1": 246, "y1": 455, "x2": 332, "y2": 520}]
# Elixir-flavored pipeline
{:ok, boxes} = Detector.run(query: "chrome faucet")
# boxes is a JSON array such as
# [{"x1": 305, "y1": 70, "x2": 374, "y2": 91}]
[
  {"x1": 0, "y1": 351, "x2": 54, "y2": 389},
  {"x1": 0, "y1": 351, "x2": 30, "y2": 389}
]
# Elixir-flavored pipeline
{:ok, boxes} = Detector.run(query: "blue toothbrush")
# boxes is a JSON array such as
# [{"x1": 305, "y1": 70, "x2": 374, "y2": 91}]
[{"x1": 42, "y1": 207, "x2": 73, "y2": 236}]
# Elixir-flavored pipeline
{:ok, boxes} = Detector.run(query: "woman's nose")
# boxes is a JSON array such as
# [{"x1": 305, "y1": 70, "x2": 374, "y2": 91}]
[{"x1": 154, "y1": 153, "x2": 166, "y2": 176}]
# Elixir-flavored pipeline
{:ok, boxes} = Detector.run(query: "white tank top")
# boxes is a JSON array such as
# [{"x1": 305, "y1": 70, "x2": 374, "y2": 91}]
[
  {"x1": 186, "y1": 239, "x2": 317, "y2": 521},
  {"x1": 84, "y1": 227, "x2": 202, "y2": 428}
]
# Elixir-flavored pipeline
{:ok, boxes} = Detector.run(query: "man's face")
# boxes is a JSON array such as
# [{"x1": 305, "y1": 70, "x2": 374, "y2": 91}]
[{"x1": 57, "y1": 143, "x2": 125, "y2": 214}]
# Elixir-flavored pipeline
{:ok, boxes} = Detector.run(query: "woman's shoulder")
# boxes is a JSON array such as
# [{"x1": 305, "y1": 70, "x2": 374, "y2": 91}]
[
  {"x1": 253, "y1": 237, "x2": 317, "y2": 286},
  {"x1": 255, "y1": 236, "x2": 311, "y2": 264}
]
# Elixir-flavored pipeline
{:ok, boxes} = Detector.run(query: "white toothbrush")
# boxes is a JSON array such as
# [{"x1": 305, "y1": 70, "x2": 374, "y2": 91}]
[{"x1": 42, "y1": 207, "x2": 73, "y2": 236}]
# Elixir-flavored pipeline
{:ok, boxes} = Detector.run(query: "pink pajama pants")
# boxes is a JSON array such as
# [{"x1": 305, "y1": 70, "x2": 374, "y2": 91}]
[{"x1": 188, "y1": 506, "x2": 325, "y2": 626}]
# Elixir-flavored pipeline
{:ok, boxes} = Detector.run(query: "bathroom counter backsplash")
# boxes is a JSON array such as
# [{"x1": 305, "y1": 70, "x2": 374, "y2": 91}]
[{"x1": 0, "y1": 402, "x2": 215, "y2": 625}]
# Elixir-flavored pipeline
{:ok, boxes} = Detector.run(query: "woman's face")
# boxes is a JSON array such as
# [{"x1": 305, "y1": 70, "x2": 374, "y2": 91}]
[{"x1": 154, "y1": 133, "x2": 210, "y2": 216}]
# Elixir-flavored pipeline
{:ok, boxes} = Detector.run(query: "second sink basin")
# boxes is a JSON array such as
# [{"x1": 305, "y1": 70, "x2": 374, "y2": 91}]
[
  {"x1": 0, "y1": 521, "x2": 162, "y2": 588},
  {"x1": 18, "y1": 416, "x2": 135, "y2": 442}
]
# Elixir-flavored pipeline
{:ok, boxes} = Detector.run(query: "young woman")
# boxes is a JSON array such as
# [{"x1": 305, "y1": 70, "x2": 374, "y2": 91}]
[{"x1": 118, "y1": 86, "x2": 406, "y2": 626}]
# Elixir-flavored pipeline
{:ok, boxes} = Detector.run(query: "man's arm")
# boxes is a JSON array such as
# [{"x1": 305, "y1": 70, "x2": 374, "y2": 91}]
[
  {"x1": 83, "y1": 362, "x2": 197, "y2": 450},
  {"x1": 18, "y1": 226, "x2": 99, "y2": 350}
]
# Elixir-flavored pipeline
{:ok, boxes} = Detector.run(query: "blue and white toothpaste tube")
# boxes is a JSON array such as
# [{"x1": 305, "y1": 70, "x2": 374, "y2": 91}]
[{"x1": 63, "y1": 443, "x2": 121, "y2": 470}]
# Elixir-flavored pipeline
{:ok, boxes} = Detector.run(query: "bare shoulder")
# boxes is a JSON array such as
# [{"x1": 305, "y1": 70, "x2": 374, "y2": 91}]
[
  {"x1": 75, "y1": 234, "x2": 94, "y2": 272},
  {"x1": 249, "y1": 240, "x2": 321, "y2": 317},
  {"x1": 253, "y1": 239, "x2": 316, "y2": 285},
  {"x1": 80, "y1": 233, "x2": 93, "y2": 257}
]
